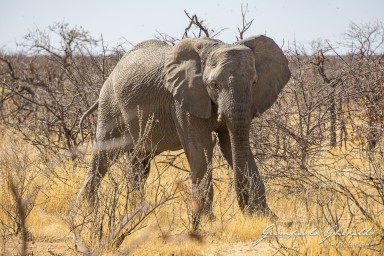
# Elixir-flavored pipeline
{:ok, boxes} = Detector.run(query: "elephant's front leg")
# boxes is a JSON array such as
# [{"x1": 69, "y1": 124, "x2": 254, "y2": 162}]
[
  {"x1": 172, "y1": 109, "x2": 214, "y2": 230},
  {"x1": 217, "y1": 130, "x2": 275, "y2": 217},
  {"x1": 189, "y1": 147, "x2": 214, "y2": 230}
]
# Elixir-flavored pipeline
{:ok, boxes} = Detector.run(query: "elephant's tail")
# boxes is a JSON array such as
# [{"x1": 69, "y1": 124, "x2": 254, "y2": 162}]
[{"x1": 79, "y1": 100, "x2": 99, "y2": 142}]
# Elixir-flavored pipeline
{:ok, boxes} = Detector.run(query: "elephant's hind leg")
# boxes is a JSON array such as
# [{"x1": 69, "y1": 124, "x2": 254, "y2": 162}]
[
  {"x1": 77, "y1": 147, "x2": 121, "y2": 205},
  {"x1": 136, "y1": 156, "x2": 151, "y2": 184},
  {"x1": 78, "y1": 127, "x2": 129, "y2": 205},
  {"x1": 126, "y1": 154, "x2": 151, "y2": 192}
]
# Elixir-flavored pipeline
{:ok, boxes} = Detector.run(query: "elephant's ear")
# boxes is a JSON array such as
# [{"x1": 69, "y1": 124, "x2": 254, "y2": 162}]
[
  {"x1": 164, "y1": 38, "x2": 212, "y2": 119},
  {"x1": 238, "y1": 35, "x2": 291, "y2": 114}
]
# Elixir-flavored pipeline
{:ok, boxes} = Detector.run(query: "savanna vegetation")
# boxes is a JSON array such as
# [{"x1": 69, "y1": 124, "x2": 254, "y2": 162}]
[{"x1": 1, "y1": 7, "x2": 384, "y2": 255}]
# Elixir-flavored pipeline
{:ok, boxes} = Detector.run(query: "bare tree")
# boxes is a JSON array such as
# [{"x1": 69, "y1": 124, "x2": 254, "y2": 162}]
[
  {"x1": 340, "y1": 21, "x2": 384, "y2": 150},
  {"x1": 0, "y1": 22, "x2": 122, "y2": 158},
  {"x1": 236, "y1": 3, "x2": 254, "y2": 41},
  {"x1": 182, "y1": 11, "x2": 227, "y2": 39}
]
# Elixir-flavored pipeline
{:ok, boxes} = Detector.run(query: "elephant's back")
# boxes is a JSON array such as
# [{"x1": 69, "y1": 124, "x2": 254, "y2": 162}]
[
  {"x1": 95, "y1": 40, "x2": 181, "y2": 154},
  {"x1": 117, "y1": 40, "x2": 170, "y2": 64},
  {"x1": 110, "y1": 40, "x2": 171, "y2": 104},
  {"x1": 106, "y1": 40, "x2": 179, "y2": 148},
  {"x1": 132, "y1": 40, "x2": 169, "y2": 50}
]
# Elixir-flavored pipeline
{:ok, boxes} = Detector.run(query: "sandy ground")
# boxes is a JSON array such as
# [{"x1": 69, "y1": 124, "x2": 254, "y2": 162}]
[
  {"x1": 204, "y1": 242, "x2": 275, "y2": 256},
  {"x1": 5, "y1": 237, "x2": 277, "y2": 256}
]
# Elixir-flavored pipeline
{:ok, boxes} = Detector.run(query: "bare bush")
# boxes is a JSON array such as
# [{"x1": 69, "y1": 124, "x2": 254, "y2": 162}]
[
  {"x1": 250, "y1": 21, "x2": 384, "y2": 254},
  {"x1": 0, "y1": 22, "x2": 122, "y2": 159},
  {"x1": 0, "y1": 135, "x2": 41, "y2": 255},
  {"x1": 340, "y1": 21, "x2": 384, "y2": 150}
]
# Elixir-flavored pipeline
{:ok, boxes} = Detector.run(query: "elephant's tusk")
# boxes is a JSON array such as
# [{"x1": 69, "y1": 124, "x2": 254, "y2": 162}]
[{"x1": 217, "y1": 114, "x2": 223, "y2": 122}]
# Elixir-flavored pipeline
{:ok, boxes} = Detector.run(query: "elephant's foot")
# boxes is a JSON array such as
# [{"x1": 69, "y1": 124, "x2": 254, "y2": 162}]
[
  {"x1": 259, "y1": 207, "x2": 278, "y2": 221},
  {"x1": 245, "y1": 204, "x2": 278, "y2": 221},
  {"x1": 75, "y1": 176, "x2": 100, "y2": 210},
  {"x1": 206, "y1": 211, "x2": 216, "y2": 221},
  {"x1": 192, "y1": 212, "x2": 216, "y2": 230},
  {"x1": 236, "y1": 188, "x2": 277, "y2": 220},
  {"x1": 192, "y1": 212, "x2": 201, "y2": 231},
  {"x1": 191, "y1": 199, "x2": 216, "y2": 230}
]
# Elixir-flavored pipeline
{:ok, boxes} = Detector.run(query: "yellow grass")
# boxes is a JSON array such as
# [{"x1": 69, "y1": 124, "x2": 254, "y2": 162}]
[{"x1": 1, "y1": 128, "x2": 383, "y2": 255}]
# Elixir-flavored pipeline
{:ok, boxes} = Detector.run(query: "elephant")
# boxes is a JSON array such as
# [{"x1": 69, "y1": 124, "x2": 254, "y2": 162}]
[{"x1": 78, "y1": 35, "x2": 291, "y2": 228}]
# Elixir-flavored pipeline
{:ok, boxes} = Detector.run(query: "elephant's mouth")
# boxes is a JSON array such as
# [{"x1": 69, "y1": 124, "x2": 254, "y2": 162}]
[{"x1": 217, "y1": 113, "x2": 223, "y2": 122}]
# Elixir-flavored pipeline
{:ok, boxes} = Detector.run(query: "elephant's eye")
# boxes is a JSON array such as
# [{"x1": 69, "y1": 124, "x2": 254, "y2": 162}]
[
  {"x1": 252, "y1": 80, "x2": 257, "y2": 87},
  {"x1": 210, "y1": 80, "x2": 219, "y2": 89}
]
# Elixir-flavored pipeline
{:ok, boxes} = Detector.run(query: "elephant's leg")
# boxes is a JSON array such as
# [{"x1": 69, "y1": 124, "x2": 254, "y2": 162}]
[
  {"x1": 240, "y1": 150, "x2": 272, "y2": 214},
  {"x1": 187, "y1": 143, "x2": 214, "y2": 230},
  {"x1": 78, "y1": 127, "x2": 127, "y2": 205},
  {"x1": 77, "y1": 149, "x2": 114, "y2": 205},
  {"x1": 135, "y1": 155, "x2": 151, "y2": 184},
  {"x1": 126, "y1": 155, "x2": 151, "y2": 192},
  {"x1": 173, "y1": 112, "x2": 214, "y2": 229},
  {"x1": 217, "y1": 130, "x2": 275, "y2": 217}
]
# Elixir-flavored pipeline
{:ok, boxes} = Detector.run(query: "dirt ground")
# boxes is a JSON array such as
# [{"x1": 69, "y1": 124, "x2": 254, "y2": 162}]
[{"x1": 5, "y1": 236, "x2": 277, "y2": 256}]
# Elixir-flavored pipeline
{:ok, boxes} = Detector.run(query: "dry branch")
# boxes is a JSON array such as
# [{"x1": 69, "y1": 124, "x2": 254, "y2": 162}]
[{"x1": 236, "y1": 3, "x2": 254, "y2": 41}]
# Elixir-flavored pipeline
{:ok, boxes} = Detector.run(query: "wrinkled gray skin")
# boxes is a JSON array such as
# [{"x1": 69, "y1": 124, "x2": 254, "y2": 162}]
[{"x1": 78, "y1": 35, "x2": 290, "y2": 228}]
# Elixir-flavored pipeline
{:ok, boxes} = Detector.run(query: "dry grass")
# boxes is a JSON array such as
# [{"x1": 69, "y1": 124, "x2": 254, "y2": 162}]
[{"x1": 1, "y1": 127, "x2": 383, "y2": 256}]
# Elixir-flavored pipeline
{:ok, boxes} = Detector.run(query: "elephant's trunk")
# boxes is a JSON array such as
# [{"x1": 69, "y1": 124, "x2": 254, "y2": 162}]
[
  {"x1": 220, "y1": 86, "x2": 255, "y2": 211},
  {"x1": 228, "y1": 113, "x2": 252, "y2": 210}
]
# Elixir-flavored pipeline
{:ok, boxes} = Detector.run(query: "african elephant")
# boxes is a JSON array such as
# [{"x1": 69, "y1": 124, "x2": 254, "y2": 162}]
[{"x1": 78, "y1": 35, "x2": 291, "y2": 228}]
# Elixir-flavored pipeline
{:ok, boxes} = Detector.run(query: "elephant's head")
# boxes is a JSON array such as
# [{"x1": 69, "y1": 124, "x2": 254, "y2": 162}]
[{"x1": 164, "y1": 35, "x2": 290, "y2": 179}]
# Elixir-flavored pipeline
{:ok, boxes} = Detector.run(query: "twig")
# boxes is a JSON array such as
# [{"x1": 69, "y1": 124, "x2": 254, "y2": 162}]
[
  {"x1": 183, "y1": 11, "x2": 210, "y2": 38},
  {"x1": 236, "y1": 4, "x2": 254, "y2": 41}
]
